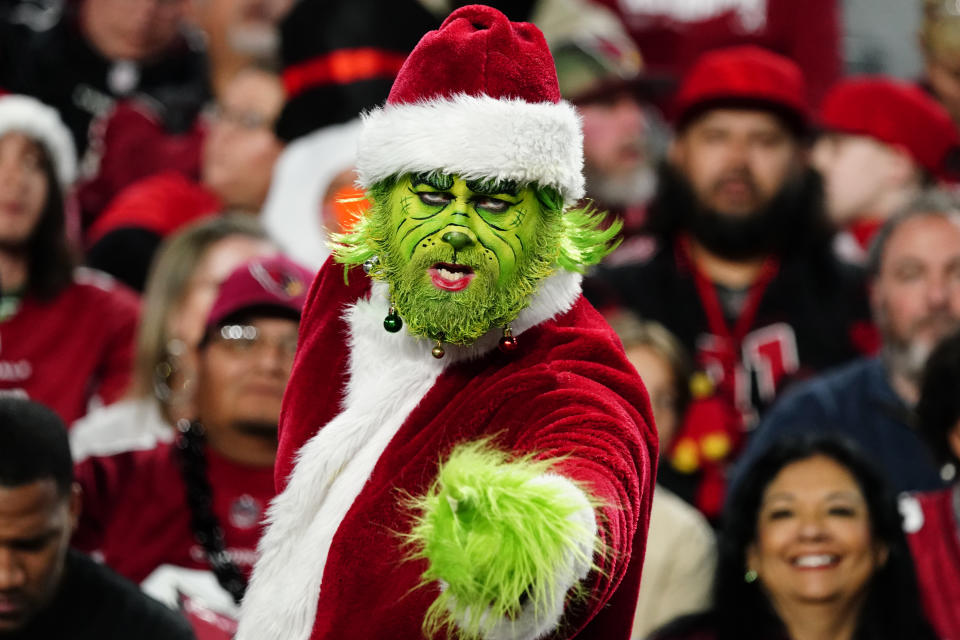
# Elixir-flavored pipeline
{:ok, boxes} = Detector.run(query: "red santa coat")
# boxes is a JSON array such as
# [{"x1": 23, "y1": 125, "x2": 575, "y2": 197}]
[
  {"x1": 901, "y1": 487, "x2": 960, "y2": 639},
  {"x1": 237, "y1": 259, "x2": 657, "y2": 640}
]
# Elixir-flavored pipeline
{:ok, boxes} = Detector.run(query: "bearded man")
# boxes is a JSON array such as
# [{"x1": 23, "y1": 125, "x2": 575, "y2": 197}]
[
  {"x1": 236, "y1": 6, "x2": 657, "y2": 640},
  {"x1": 735, "y1": 190, "x2": 960, "y2": 495},
  {"x1": 586, "y1": 46, "x2": 873, "y2": 431}
]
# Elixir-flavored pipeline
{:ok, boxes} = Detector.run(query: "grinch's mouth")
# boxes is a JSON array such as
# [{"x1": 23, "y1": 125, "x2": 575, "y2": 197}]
[{"x1": 429, "y1": 262, "x2": 475, "y2": 291}]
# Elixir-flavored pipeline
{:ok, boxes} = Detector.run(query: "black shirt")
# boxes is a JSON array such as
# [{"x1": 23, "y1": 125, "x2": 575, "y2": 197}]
[
  {"x1": 585, "y1": 235, "x2": 873, "y2": 427},
  {"x1": 1, "y1": 550, "x2": 195, "y2": 640}
]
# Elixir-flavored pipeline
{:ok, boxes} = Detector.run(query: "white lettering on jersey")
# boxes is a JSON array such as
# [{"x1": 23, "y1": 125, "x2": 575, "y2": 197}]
[{"x1": 617, "y1": 0, "x2": 767, "y2": 32}]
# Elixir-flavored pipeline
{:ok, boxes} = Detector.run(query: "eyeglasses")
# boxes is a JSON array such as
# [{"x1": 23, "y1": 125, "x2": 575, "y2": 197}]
[
  {"x1": 205, "y1": 104, "x2": 274, "y2": 131},
  {"x1": 212, "y1": 324, "x2": 298, "y2": 361}
]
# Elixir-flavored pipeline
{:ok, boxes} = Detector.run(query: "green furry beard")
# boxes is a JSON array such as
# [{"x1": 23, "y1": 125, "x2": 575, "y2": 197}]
[
  {"x1": 369, "y1": 194, "x2": 561, "y2": 345},
  {"x1": 331, "y1": 175, "x2": 623, "y2": 345}
]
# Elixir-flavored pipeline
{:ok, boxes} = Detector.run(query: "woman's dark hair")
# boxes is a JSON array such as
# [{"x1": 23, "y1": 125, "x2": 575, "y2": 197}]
[
  {"x1": 25, "y1": 144, "x2": 75, "y2": 299},
  {"x1": 916, "y1": 327, "x2": 960, "y2": 470},
  {"x1": 706, "y1": 433, "x2": 936, "y2": 640}
]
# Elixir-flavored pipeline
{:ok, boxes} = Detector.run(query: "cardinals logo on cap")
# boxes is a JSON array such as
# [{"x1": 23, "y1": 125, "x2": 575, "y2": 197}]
[{"x1": 249, "y1": 261, "x2": 305, "y2": 299}]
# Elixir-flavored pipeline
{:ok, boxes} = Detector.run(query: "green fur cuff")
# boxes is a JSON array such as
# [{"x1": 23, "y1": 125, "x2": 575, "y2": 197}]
[{"x1": 407, "y1": 441, "x2": 599, "y2": 639}]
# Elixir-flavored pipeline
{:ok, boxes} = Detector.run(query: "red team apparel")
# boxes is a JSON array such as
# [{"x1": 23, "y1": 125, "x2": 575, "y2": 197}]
[
  {"x1": 593, "y1": 0, "x2": 841, "y2": 107},
  {"x1": 73, "y1": 441, "x2": 275, "y2": 585},
  {"x1": 901, "y1": 487, "x2": 960, "y2": 639},
  {"x1": 0, "y1": 268, "x2": 139, "y2": 424}
]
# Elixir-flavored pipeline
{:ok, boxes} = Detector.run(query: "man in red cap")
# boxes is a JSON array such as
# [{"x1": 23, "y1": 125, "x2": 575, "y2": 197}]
[
  {"x1": 812, "y1": 77, "x2": 960, "y2": 264},
  {"x1": 585, "y1": 46, "x2": 873, "y2": 505},
  {"x1": 238, "y1": 5, "x2": 656, "y2": 640},
  {"x1": 73, "y1": 255, "x2": 312, "y2": 631}
]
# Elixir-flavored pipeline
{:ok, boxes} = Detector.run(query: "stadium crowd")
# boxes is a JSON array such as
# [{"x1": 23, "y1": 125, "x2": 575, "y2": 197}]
[{"x1": 1, "y1": 0, "x2": 960, "y2": 638}]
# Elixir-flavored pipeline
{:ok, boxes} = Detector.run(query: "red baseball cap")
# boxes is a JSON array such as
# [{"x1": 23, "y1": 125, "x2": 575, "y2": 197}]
[
  {"x1": 672, "y1": 45, "x2": 808, "y2": 131},
  {"x1": 205, "y1": 255, "x2": 314, "y2": 331},
  {"x1": 819, "y1": 77, "x2": 960, "y2": 183}
]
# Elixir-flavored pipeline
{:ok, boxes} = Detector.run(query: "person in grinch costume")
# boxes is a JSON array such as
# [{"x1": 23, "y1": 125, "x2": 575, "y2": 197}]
[{"x1": 236, "y1": 5, "x2": 658, "y2": 640}]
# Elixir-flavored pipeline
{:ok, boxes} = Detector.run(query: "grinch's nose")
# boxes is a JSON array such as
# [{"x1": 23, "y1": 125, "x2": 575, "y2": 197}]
[{"x1": 442, "y1": 231, "x2": 474, "y2": 251}]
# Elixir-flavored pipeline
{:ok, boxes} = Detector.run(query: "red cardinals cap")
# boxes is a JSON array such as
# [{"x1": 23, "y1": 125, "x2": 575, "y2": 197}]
[
  {"x1": 356, "y1": 4, "x2": 584, "y2": 205},
  {"x1": 205, "y1": 255, "x2": 313, "y2": 331},
  {"x1": 819, "y1": 77, "x2": 960, "y2": 183},
  {"x1": 672, "y1": 45, "x2": 808, "y2": 132}
]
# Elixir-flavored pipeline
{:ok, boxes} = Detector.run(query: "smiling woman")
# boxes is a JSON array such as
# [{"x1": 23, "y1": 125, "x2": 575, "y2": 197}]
[{"x1": 651, "y1": 433, "x2": 937, "y2": 640}]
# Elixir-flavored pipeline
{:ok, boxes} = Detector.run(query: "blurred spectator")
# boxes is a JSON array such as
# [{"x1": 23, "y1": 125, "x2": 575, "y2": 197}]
[
  {"x1": 920, "y1": 0, "x2": 960, "y2": 129},
  {"x1": 607, "y1": 313, "x2": 716, "y2": 639},
  {"x1": 651, "y1": 434, "x2": 937, "y2": 640},
  {"x1": 901, "y1": 327, "x2": 960, "y2": 638},
  {"x1": 546, "y1": 0, "x2": 671, "y2": 256},
  {"x1": 739, "y1": 190, "x2": 960, "y2": 494},
  {"x1": 70, "y1": 215, "x2": 276, "y2": 461},
  {"x1": 0, "y1": 0, "x2": 209, "y2": 157},
  {"x1": 591, "y1": 0, "x2": 841, "y2": 108},
  {"x1": 585, "y1": 47, "x2": 871, "y2": 434},
  {"x1": 0, "y1": 397, "x2": 195, "y2": 639},
  {"x1": 74, "y1": 0, "x2": 294, "y2": 227},
  {"x1": 85, "y1": 67, "x2": 284, "y2": 290},
  {"x1": 259, "y1": 0, "x2": 438, "y2": 268},
  {"x1": 73, "y1": 255, "x2": 310, "y2": 621},
  {"x1": 812, "y1": 76, "x2": 960, "y2": 264},
  {"x1": 188, "y1": 0, "x2": 291, "y2": 100},
  {"x1": 0, "y1": 94, "x2": 139, "y2": 424}
]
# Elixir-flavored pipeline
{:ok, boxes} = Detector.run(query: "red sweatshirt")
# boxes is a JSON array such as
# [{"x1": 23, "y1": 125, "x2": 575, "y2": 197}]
[
  {"x1": 74, "y1": 440, "x2": 275, "y2": 585},
  {"x1": 0, "y1": 268, "x2": 139, "y2": 424}
]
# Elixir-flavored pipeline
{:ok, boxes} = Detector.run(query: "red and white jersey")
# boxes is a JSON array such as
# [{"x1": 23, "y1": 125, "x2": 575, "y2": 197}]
[
  {"x1": 901, "y1": 486, "x2": 960, "y2": 640},
  {"x1": 73, "y1": 440, "x2": 276, "y2": 586},
  {"x1": 0, "y1": 268, "x2": 140, "y2": 424}
]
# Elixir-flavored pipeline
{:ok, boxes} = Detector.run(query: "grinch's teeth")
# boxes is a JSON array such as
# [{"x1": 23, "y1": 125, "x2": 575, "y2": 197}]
[{"x1": 438, "y1": 268, "x2": 464, "y2": 281}]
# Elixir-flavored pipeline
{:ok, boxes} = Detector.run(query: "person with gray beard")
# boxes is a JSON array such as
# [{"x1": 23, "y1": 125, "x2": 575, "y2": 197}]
[{"x1": 733, "y1": 189, "x2": 960, "y2": 495}]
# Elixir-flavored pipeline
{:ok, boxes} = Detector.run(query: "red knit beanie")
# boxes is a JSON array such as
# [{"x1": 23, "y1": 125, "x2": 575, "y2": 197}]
[{"x1": 819, "y1": 77, "x2": 960, "y2": 183}]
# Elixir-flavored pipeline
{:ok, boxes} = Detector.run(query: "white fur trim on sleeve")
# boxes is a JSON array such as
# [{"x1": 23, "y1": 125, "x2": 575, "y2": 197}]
[
  {"x1": 356, "y1": 94, "x2": 584, "y2": 205},
  {"x1": 0, "y1": 94, "x2": 77, "y2": 186},
  {"x1": 449, "y1": 473, "x2": 597, "y2": 640}
]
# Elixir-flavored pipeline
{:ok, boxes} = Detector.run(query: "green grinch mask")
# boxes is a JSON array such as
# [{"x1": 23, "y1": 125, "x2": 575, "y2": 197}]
[{"x1": 333, "y1": 172, "x2": 620, "y2": 346}]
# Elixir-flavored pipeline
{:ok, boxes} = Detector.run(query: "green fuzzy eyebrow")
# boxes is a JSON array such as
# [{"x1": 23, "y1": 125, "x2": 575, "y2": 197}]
[
  {"x1": 465, "y1": 178, "x2": 521, "y2": 197},
  {"x1": 411, "y1": 172, "x2": 455, "y2": 190}
]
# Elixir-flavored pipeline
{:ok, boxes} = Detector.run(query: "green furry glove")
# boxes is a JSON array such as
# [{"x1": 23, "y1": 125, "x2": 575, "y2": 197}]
[{"x1": 408, "y1": 441, "x2": 598, "y2": 640}]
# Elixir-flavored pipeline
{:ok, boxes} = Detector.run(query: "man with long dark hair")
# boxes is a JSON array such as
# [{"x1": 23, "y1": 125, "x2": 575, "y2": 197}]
[
  {"x1": 0, "y1": 93, "x2": 139, "y2": 424},
  {"x1": 586, "y1": 46, "x2": 872, "y2": 432}
]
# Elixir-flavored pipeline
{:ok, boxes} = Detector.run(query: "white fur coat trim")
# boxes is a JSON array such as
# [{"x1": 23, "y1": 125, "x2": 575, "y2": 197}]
[
  {"x1": 356, "y1": 94, "x2": 585, "y2": 205},
  {"x1": 237, "y1": 269, "x2": 582, "y2": 640}
]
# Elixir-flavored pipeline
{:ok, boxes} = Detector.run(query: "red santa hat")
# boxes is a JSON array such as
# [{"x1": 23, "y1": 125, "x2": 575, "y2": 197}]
[
  {"x1": 0, "y1": 94, "x2": 76, "y2": 187},
  {"x1": 355, "y1": 4, "x2": 585, "y2": 205}
]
